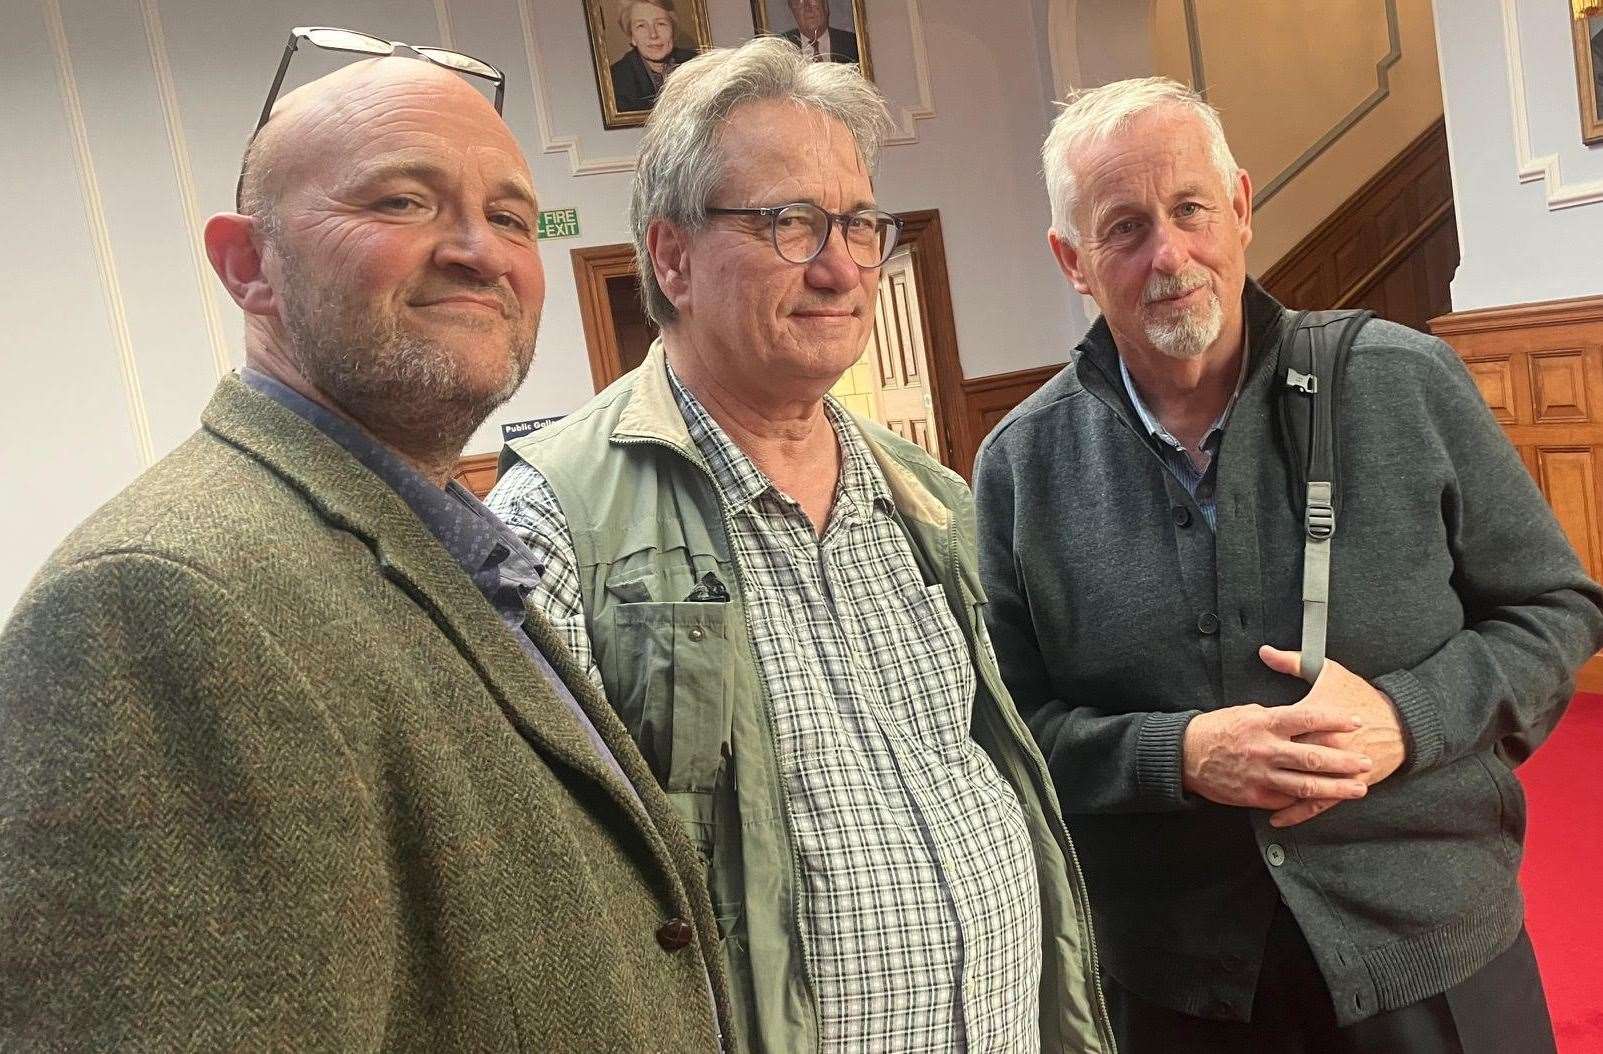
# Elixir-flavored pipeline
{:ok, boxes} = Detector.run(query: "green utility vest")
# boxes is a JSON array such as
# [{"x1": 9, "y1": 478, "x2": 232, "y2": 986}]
[{"x1": 501, "y1": 343, "x2": 1114, "y2": 1054}]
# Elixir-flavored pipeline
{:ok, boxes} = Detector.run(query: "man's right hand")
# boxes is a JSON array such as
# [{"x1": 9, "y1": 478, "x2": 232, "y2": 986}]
[{"x1": 1181, "y1": 703, "x2": 1374, "y2": 809}]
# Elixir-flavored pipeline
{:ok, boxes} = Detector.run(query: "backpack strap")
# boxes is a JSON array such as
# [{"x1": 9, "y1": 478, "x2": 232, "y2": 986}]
[{"x1": 1275, "y1": 308, "x2": 1372, "y2": 683}]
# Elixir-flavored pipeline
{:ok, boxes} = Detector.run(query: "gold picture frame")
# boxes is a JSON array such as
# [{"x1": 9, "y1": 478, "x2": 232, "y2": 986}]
[
  {"x1": 584, "y1": 0, "x2": 713, "y2": 130},
  {"x1": 1572, "y1": 9, "x2": 1603, "y2": 145},
  {"x1": 750, "y1": 0, "x2": 873, "y2": 83}
]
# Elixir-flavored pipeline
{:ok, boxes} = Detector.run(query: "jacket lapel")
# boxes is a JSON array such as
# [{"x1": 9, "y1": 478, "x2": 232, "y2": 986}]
[{"x1": 199, "y1": 376, "x2": 653, "y2": 822}]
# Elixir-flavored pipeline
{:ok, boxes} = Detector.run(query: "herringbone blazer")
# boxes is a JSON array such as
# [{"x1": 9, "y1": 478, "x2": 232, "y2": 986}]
[{"x1": 0, "y1": 376, "x2": 730, "y2": 1052}]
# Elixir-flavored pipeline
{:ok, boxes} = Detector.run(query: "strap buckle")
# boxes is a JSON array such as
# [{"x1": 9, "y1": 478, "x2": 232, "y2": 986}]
[
  {"x1": 1305, "y1": 481, "x2": 1335, "y2": 540},
  {"x1": 1286, "y1": 368, "x2": 1318, "y2": 395}
]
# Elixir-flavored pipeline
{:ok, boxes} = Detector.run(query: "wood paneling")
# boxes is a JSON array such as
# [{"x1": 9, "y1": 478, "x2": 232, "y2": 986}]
[
  {"x1": 957, "y1": 363, "x2": 1064, "y2": 477},
  {"x1": 1260, "y1": 118, "x2": 1457, "y2": 333},
  {"x1": 1431, "y1": 295, "x2": 1603, "y2": 693},
  {"x1": 451, "y1": 452, "x2": 500, "y2": 499}
]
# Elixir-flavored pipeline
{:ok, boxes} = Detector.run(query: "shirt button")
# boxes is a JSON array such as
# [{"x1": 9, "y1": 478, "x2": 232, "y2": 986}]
[
  {"x1": 656, "y1": 918, "x2": 695, "y2": 951},
  {"x1": 1172, "y1": 506, "x2": 1192, "y2": 527},
  {"x1": 1197, "y1": 612, "x2": 1220, "y2": 635},
  {"x1": 1266, "y1": 843, "x2": 1287, "y2": 867},
  {"x1": 688, "y1": 626, "x2": 705, "y2": 642}
]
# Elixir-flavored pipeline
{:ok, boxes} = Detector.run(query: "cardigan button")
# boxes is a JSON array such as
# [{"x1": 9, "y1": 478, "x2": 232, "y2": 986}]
[
  {"x1": 1172, "y1": 506, "x2": 1192, "y2": 527},
  {"x1": 656, "y1": 918, "x2": 695, "y2": 951}
]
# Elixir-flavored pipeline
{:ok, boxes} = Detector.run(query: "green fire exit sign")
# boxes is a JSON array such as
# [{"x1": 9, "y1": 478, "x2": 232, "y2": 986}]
[{"x1": 536, "y1": 208, "x2": 580, "y2": 240}]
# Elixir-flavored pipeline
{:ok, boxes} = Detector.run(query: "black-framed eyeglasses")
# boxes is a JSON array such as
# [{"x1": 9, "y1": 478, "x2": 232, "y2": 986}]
[
  {"x1": 705, "y1": 203, "x2": 904, "y2": 268},
  {"x1": 251, "y1": 26, "x2": 506, "y2": 137}
]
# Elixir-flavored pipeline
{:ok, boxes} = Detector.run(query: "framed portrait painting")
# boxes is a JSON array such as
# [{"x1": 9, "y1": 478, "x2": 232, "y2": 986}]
[
  {"x1": 584, "y1": 0, "x2": 712, "y2": 129},
  {"x1": 1572, "y1": 9, "x2": 1603, "y2": 145},
  {"x1": 751, "y1": 0, "x2": 873, "y2": 82}
]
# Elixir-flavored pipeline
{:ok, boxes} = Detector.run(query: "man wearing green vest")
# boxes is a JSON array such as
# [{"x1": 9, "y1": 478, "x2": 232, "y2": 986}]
[
  {"x1": 1, "y1": 47, "x2": 727, "y2": 1050},
  {"x1": 488, "y1": 37, "x2": 1112, "y2": 1054}
]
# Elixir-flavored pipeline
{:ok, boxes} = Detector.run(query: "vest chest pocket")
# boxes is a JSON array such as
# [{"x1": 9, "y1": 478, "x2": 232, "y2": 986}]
[{"x1": 605, "y1": 602, "x2": 734, "y2": 795}]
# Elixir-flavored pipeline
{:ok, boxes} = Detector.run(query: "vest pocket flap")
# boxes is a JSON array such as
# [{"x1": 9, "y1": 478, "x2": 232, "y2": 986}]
[
  {"x1": 607, "y1": 602, "x2": 734, "y2": 795},
  {"x1": 604, "y1": 572, "x2": 657, "y2": 604}
]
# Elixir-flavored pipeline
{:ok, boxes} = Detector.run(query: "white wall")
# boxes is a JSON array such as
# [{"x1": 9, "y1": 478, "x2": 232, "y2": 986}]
[
  {"x1": 1432, "y1": 0, "x2": 1603, "y2": 311},
  {"x1": 0, "y1": 0, "x2": 1088, "y2": 620}
]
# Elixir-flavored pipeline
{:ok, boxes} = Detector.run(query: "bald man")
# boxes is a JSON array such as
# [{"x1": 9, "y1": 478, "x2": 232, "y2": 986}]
[{"x1": 0, "y1": 55, "x2": 728, "y2": 1051}]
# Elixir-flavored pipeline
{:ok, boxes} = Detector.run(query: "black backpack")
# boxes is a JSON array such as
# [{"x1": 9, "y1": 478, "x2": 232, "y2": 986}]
[{"x1": 1274, "y1": 308, "x2": 1374, "y2": 683}]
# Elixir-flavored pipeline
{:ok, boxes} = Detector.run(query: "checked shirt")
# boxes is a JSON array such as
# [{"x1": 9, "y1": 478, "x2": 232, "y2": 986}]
[{"x1": 489, "y1": 365, "x2": 1042, "y2": 1052}]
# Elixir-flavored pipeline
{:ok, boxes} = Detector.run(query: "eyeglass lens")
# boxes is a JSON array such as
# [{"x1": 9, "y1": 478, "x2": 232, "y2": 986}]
[
  {"x1": 415, "y1": 47, "x2": 500, "y2": 78},
  {"x1": 773, "y1": 204, "x2": 898, "y2": 267},
  {"x1": 301, "y1": 28, "x2": 393, "y2": 55}
]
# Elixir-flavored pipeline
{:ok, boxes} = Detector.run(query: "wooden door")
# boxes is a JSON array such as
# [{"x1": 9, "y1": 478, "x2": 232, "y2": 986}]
[
  {"x1": 866, "y1": 250, "x2": 942, "y2": 459},
  {"x1": 1432, "y1": 297, "x2": 1603, "y2": 693}
]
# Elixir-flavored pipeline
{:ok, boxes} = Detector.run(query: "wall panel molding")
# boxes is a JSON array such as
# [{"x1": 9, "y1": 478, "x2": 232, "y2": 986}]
[
  {"x1": 1500, "y1": 0, "x2": 1603, "y2": 210},
  {"x1": 1182, "y1": 0, "x2": 1403, "y2": 210},
  {"x1": 1260, "y1": 117, "x2": 1456, "y2": 332},
  {"x1": 140, "y1": 0, "x2": 230, "y2": 380},
  {"x1": 46, "y1": 0, "x2": 154, "y2": 468},
  {"x1": 434, "y1": 0, "x2": 457, "y2": 48}
]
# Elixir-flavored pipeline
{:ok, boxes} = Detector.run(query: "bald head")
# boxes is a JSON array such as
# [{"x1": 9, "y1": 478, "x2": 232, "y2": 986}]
[
  {"x1": 238, "y1": 57, "x2": 524, "y2": 226},
  {"x1": 208, "y1": 51, "x2": 545, "y2": 485}
]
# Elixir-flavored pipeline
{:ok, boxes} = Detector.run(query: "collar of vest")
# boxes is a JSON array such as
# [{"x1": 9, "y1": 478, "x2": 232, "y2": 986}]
[{"x1": 613, "y1": 339, "x2": 952, "y2": 532}]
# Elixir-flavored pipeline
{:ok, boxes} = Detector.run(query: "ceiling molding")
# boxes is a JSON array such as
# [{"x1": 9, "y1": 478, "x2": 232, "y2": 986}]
[
  {"x1": 1500, "y1": 0, "x2": 1603, "y2": 209},
  {"x1": 517, "y1": 0, "x2": 937, "y2": 177}
]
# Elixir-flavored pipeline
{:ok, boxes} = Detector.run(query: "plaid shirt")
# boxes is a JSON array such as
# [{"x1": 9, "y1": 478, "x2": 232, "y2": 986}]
[{"x1": 489, "y1": 366, "x2": 1042, "y2": 1052}]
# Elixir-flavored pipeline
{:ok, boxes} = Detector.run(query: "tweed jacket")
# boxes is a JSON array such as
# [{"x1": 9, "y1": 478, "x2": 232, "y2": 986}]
[{"x1": 0, "y1": 376, "x2": 730, "y2": 1052}]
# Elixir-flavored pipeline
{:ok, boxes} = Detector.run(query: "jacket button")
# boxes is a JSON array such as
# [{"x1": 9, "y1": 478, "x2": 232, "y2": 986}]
[
  {"x1": 688, "y1": 626, "x2": 705, "y2": 642},
  {"x1": 656, "y1": 918, "x2": 694, "y2": 951},
  {"x1": 1266, "y1": 843, "x2": 1286, "y2": 867},
  {"x1": 1172, "y1": 506, "x2": 1192, "y2": 527},
  {"x1": 1197, "y1": 612, "x2": 1220, "y2": 635}
]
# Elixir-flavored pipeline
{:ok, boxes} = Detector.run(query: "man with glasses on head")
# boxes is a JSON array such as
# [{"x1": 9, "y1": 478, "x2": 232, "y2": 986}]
[
  {"x1": 486, "y1": 35, "x2": 1112, "y2": 1054},
  {"x1": 0, "y1": 32, "x2": 728, "y2": 1051}
]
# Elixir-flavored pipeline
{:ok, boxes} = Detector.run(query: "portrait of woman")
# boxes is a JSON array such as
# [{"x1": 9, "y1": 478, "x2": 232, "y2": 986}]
[{"x1": 585, "y1": 0, "x2": 711, "y2": 129}]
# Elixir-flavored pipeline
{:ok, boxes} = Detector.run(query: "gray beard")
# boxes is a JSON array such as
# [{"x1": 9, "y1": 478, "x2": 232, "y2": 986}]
[
  {"x1": 276, "y1": 258, "x2": 536, "y2": 462},
  {"x1": 1144, "y1": 288, "x2": 1223, "y2": 361}
]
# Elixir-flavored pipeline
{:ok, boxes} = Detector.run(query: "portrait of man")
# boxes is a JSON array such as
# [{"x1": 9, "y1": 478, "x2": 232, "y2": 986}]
[
  {"x1": 585, "y1": 0, "x2": 711, "y2": 128},
  {"x1": 751, "y1": 0, "x2": 872, "y2": 80}
]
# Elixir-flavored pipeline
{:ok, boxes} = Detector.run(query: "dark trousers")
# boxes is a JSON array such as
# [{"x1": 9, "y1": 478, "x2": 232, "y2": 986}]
[{"x1": 1104, "y1": 902, "x2": 1557, "y2": 1054}]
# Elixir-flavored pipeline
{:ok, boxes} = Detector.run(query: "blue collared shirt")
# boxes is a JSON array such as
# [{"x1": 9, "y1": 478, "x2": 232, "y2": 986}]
[
  {"x1": 1118, "y1": 338, "x2": 1248, "y2": 531},
  {"x1": 240, "y1": 368, "x2": 634, "y2": 794}
]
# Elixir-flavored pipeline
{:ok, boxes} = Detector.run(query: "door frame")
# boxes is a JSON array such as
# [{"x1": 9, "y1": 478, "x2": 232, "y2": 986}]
[{"x1": 569, "y1": 208, "x2": 970, "y2": 469}]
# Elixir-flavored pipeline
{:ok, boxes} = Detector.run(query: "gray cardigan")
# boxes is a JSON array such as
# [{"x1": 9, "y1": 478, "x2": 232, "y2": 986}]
[{"x1": 973, "y1": 281, "x2": 1603, "y2": 1026}]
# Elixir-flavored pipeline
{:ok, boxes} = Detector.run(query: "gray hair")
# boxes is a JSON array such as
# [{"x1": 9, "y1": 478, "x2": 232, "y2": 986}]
[
  {"x1": 629, "y1": 35, "x2": 894, "y2": 326},
  {"x1": 617, "y1": 0, "x2": 675, "y2": 35},
  {"x1": 1042, "y1": 76, "x2": 1238, "y2": 245}
]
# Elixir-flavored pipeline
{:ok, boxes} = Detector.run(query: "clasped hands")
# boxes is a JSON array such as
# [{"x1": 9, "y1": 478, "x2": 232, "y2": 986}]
[{"x1": 1181, "y1": 645, "x2": 1406, "y2": 828}]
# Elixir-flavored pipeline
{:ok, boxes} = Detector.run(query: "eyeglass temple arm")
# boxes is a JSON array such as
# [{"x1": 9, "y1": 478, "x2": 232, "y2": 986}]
[{"x1": 254, "y1": 33, "x2": 302, "y2": 135}]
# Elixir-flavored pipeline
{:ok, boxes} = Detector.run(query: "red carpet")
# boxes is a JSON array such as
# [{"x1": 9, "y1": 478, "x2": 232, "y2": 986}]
[{"x1": 1520, "y1": 692, "x2": 1603, "y2": 1052}]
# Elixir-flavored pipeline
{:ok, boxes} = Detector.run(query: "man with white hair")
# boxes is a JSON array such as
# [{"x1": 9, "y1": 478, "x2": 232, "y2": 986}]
[
  {"x1": 489, "y1": 36, "x2": 1111, "y2": 1054},
  {"x1": 974, "y1": 77, "x2": 1603, "y2": 1052}
]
